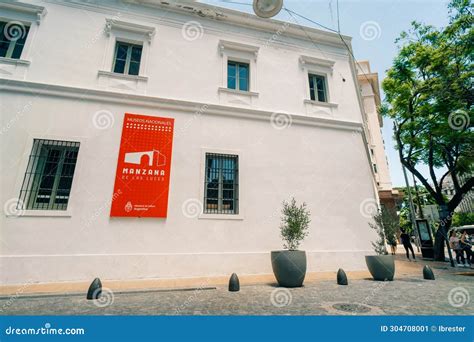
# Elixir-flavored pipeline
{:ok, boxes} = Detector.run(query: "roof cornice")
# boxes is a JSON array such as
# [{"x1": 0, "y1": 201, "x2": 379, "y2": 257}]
[{"x1": 123, "y1": 0, "x2": 352, "y2": 48}]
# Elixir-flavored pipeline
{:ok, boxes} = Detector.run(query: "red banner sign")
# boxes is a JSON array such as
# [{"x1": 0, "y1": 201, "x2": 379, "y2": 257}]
[{"x1": 110, "y1": 113, "x2": 174, "y2": 218}]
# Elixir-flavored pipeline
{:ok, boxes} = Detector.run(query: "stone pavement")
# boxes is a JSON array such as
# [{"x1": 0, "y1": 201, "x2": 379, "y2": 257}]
[{"x1": 0, "y1": 255, "x2": 472, "y2": 315}]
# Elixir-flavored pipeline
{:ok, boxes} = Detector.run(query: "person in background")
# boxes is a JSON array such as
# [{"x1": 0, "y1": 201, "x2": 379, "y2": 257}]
[
  {"x1": 449, "y1": 230, "x2": 466, "y2": 267},
  {"x1": 400, "y1": 228, "x2": 416, "y2": 261},
  {"x1": 460, "y1": 230, "x2": 473, "y2": 268}
]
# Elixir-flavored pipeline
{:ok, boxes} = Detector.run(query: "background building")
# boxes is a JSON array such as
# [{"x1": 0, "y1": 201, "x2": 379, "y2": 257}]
[
  {"x1": 1, "y1": 0, "x2": 378, "y2": 285},
  {"x1": 356, "y1": 60, "x2": 401, "y2": 213}
]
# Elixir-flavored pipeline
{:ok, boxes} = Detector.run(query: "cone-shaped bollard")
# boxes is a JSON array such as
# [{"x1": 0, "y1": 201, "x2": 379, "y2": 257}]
[
  {"x1": 86, "y1": 277, "x2": 102, "y2": 300},
  {"x1": 337, "y1": 268, "x2": 348, "y2": 285},
  {"x1": 228, "y1": 273, "x2": 240, "y2": 292},
  {"x1": 423, "y1": 265, "x2": 435, "y2": 280}
]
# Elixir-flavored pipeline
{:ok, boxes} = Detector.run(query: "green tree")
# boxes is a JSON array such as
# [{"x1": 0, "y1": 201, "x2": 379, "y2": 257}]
[
  {"x1": 369, "y1": 207, "x2": 399, "y2": 255},
  {"x1": 452, "y1": 212, "x2": 474, "y2": 226},
  {"x1": 279, "y1": 198, "x2": 311, "y2": 250},
  {"x1": 382, "y1": 0, "x2": 474, "y2": 260}
]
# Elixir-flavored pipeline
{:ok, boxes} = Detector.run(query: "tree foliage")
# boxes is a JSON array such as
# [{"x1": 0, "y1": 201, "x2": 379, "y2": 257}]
[
  {"x1": 279, "y1": 198, "x2": 311, "y2": 250},
  {"x1": 382, "y1": 0, "x2": 474, "y2": 260},
  {"x1": 369, "y1": 207, "x2": 399, "y2": 255}
]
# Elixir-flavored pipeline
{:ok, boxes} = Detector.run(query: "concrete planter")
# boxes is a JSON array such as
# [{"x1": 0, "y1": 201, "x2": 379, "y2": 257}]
[
  {"x1": 271, "y1": 250, "x2": 307, "y2": 287},
  {"x1": 365, "y1": 255, "x2": 395, "y2": 281}
]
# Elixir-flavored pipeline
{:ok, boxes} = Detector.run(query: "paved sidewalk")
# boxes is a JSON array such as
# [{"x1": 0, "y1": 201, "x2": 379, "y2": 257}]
[{"x1": 0, "y1": 255, "x2": 472, "y2": 315}]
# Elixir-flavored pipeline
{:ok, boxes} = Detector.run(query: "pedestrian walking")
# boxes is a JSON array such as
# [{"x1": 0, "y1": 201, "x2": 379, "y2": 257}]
[
  {"x1": 449, "y1": 230, "x2": 466, "y2": 267},
  {"x1": 400, "y1": 228, "x2": 416, "y2": 261},
  {"x1": 460, "y1": 230, "x2": 473, "y2": 267}
]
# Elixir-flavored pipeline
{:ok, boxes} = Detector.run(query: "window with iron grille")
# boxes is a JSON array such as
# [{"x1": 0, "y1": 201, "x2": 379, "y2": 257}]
[
  {"x1": 112, "y1": 41, "x2": 143, "y2": 76},
  {"x1": 0, "y1": 21, "x2": 30, "y2": 59},
  {"x1": 308, "y1": 74, "x2": 327, "y2": 102},
  {"x1": 204, "y1": 153, "x2": 239, "y2": 214},
  {"x1": 227, "y1": 61, "x2": 249, "y2": 91},
  {"x1": 18, "y1": 139, "x2": 80, "y2": 211}
]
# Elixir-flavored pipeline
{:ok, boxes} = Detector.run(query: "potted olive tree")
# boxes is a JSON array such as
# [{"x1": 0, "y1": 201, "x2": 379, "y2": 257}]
[
  {"x1": 271, "y1": 198, "x2": 310, "y2": 287},
  {"x1": 365, "y1": 207, "x2": 398, "y2": 281}
]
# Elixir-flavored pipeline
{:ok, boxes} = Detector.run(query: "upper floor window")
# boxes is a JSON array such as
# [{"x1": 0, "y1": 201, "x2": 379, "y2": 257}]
[
  {"x1": 204, "y1": 153, "x2": 239, "y2": 215},
  {"x1": 308, "y1": 74, "x2": 327, "y2": 102},
  {"x1": 18, "y1": 139, "x2": 80, "y2": 210},
  {"x1": 113, "y1": 41, "x2": 142, "y2": 76},
  {"x1": 227, "y1": 61, "x2": 249, "y2": 92},
  {"x1": 0, "y1": 21, "x2": 30, "y2": 59}
]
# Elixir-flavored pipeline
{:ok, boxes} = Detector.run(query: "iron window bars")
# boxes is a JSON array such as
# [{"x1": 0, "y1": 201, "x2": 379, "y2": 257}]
[
  {"x1": 18, "y1": 139, "x2": 80, "y2": 211},
  {"x1": 204, "y1": 153, "x2": 239, "y2": 214}
]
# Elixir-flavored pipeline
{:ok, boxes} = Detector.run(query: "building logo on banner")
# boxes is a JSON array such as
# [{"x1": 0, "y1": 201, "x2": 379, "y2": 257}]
[{"x1": 110, "y1": 113, "x2": 174, "y2": 218}]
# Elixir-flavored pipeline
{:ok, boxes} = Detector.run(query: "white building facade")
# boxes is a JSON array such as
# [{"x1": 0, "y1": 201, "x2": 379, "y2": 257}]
[{"x1": 1, "y1": 0, "x2": 378, "y2": 285}]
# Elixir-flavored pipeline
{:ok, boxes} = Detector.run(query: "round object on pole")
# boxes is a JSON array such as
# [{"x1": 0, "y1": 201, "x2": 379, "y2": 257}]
[{"x1": 253, "y1": 0, "x2": 283, "y2": 18}]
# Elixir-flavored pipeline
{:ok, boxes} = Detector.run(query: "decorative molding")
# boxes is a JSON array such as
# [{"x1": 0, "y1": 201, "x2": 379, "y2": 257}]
[
  {"x1": 98, "y1": 70, "x2": 148, "y2": 82},
  {"x1": 299, "y1": 55, "x2": 335, "y2": 71},
  {"x1": 0, "y1": 2, "x2": 47, "y2": 24},
  {"x1": 0, "y1": 78, "x2": 363, "y2": 132},
  {"x1": 105, "y1": 18, "x2": 156, "y2": 43},
  {"x1": 0, "y1": 57, "x2": 30, "y2": 66},
  {"x1": 219, "y1": 40, "x2": 259, "y2": 60},
  {"x1": 218, "y1": 87, "x2": 259, "y2": 97},
  {"x1": 304, "y1": 99, "x2": 338, "y2": 108}
]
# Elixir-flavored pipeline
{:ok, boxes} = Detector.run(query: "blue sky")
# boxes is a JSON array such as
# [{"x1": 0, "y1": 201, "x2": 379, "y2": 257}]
[{"x1": 202, "y1": 0, "x2": 451, "y2": 187}]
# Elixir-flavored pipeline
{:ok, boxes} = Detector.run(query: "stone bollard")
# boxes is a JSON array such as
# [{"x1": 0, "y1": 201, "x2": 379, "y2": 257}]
[
  {"x1": 228, "y1": 273, "x2": 240, "y2": 292},
  {"x1": 337, "y1": 268, "x2": 348, "y2": 285},
  {"x1": 423, "y1": 265, "x2": 435, "y2": 280},
  {"x1": 86, "y1": 277, "x2": 102, "y2": 300}
]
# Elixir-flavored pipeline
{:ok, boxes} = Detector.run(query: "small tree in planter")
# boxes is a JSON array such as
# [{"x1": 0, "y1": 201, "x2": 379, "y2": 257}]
[
  {"x1": 271, "y1": 198, "x2": 311, "y2": 287},
  {"x1": 365, "y1": 207, "x2": 398, "y2": 281}
]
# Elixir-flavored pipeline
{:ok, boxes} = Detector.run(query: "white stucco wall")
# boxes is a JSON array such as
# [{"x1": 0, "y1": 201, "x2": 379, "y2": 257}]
[{"x1": 0, "y1": 0, "x2": 378, "y2": 285}]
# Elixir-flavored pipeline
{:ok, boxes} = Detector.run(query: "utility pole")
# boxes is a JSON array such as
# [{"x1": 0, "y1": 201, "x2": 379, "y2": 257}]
[{"x1": 401, "y1": 163, "x2": 421, "y2": 251}]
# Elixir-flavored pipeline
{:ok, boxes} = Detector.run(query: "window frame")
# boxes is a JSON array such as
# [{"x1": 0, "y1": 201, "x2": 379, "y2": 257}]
[
  {"x1": 308, "y1": 73, "x2": 328, "y2": 103},
  {"x1": 112, "y1": 41, "x2": 143, "y2": 76},
  {"x1": 8, "y1": 136, "x2": 84, "y2": 218},
  {"x1": 198, "y1": 148, "x2": 244, "y2": 220},
  {"x1": 227, "y1": 60, "x2": 250, "y2": 92},
  {"x1": 0, "y1": 20, "x2": 31, "y2": 60},
  {"x1": 203, "y1": 153, "x2": 239, "y2": 215},
  {"x1": 18, "y1": 139, "x2": 80, "y2": 211}
]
